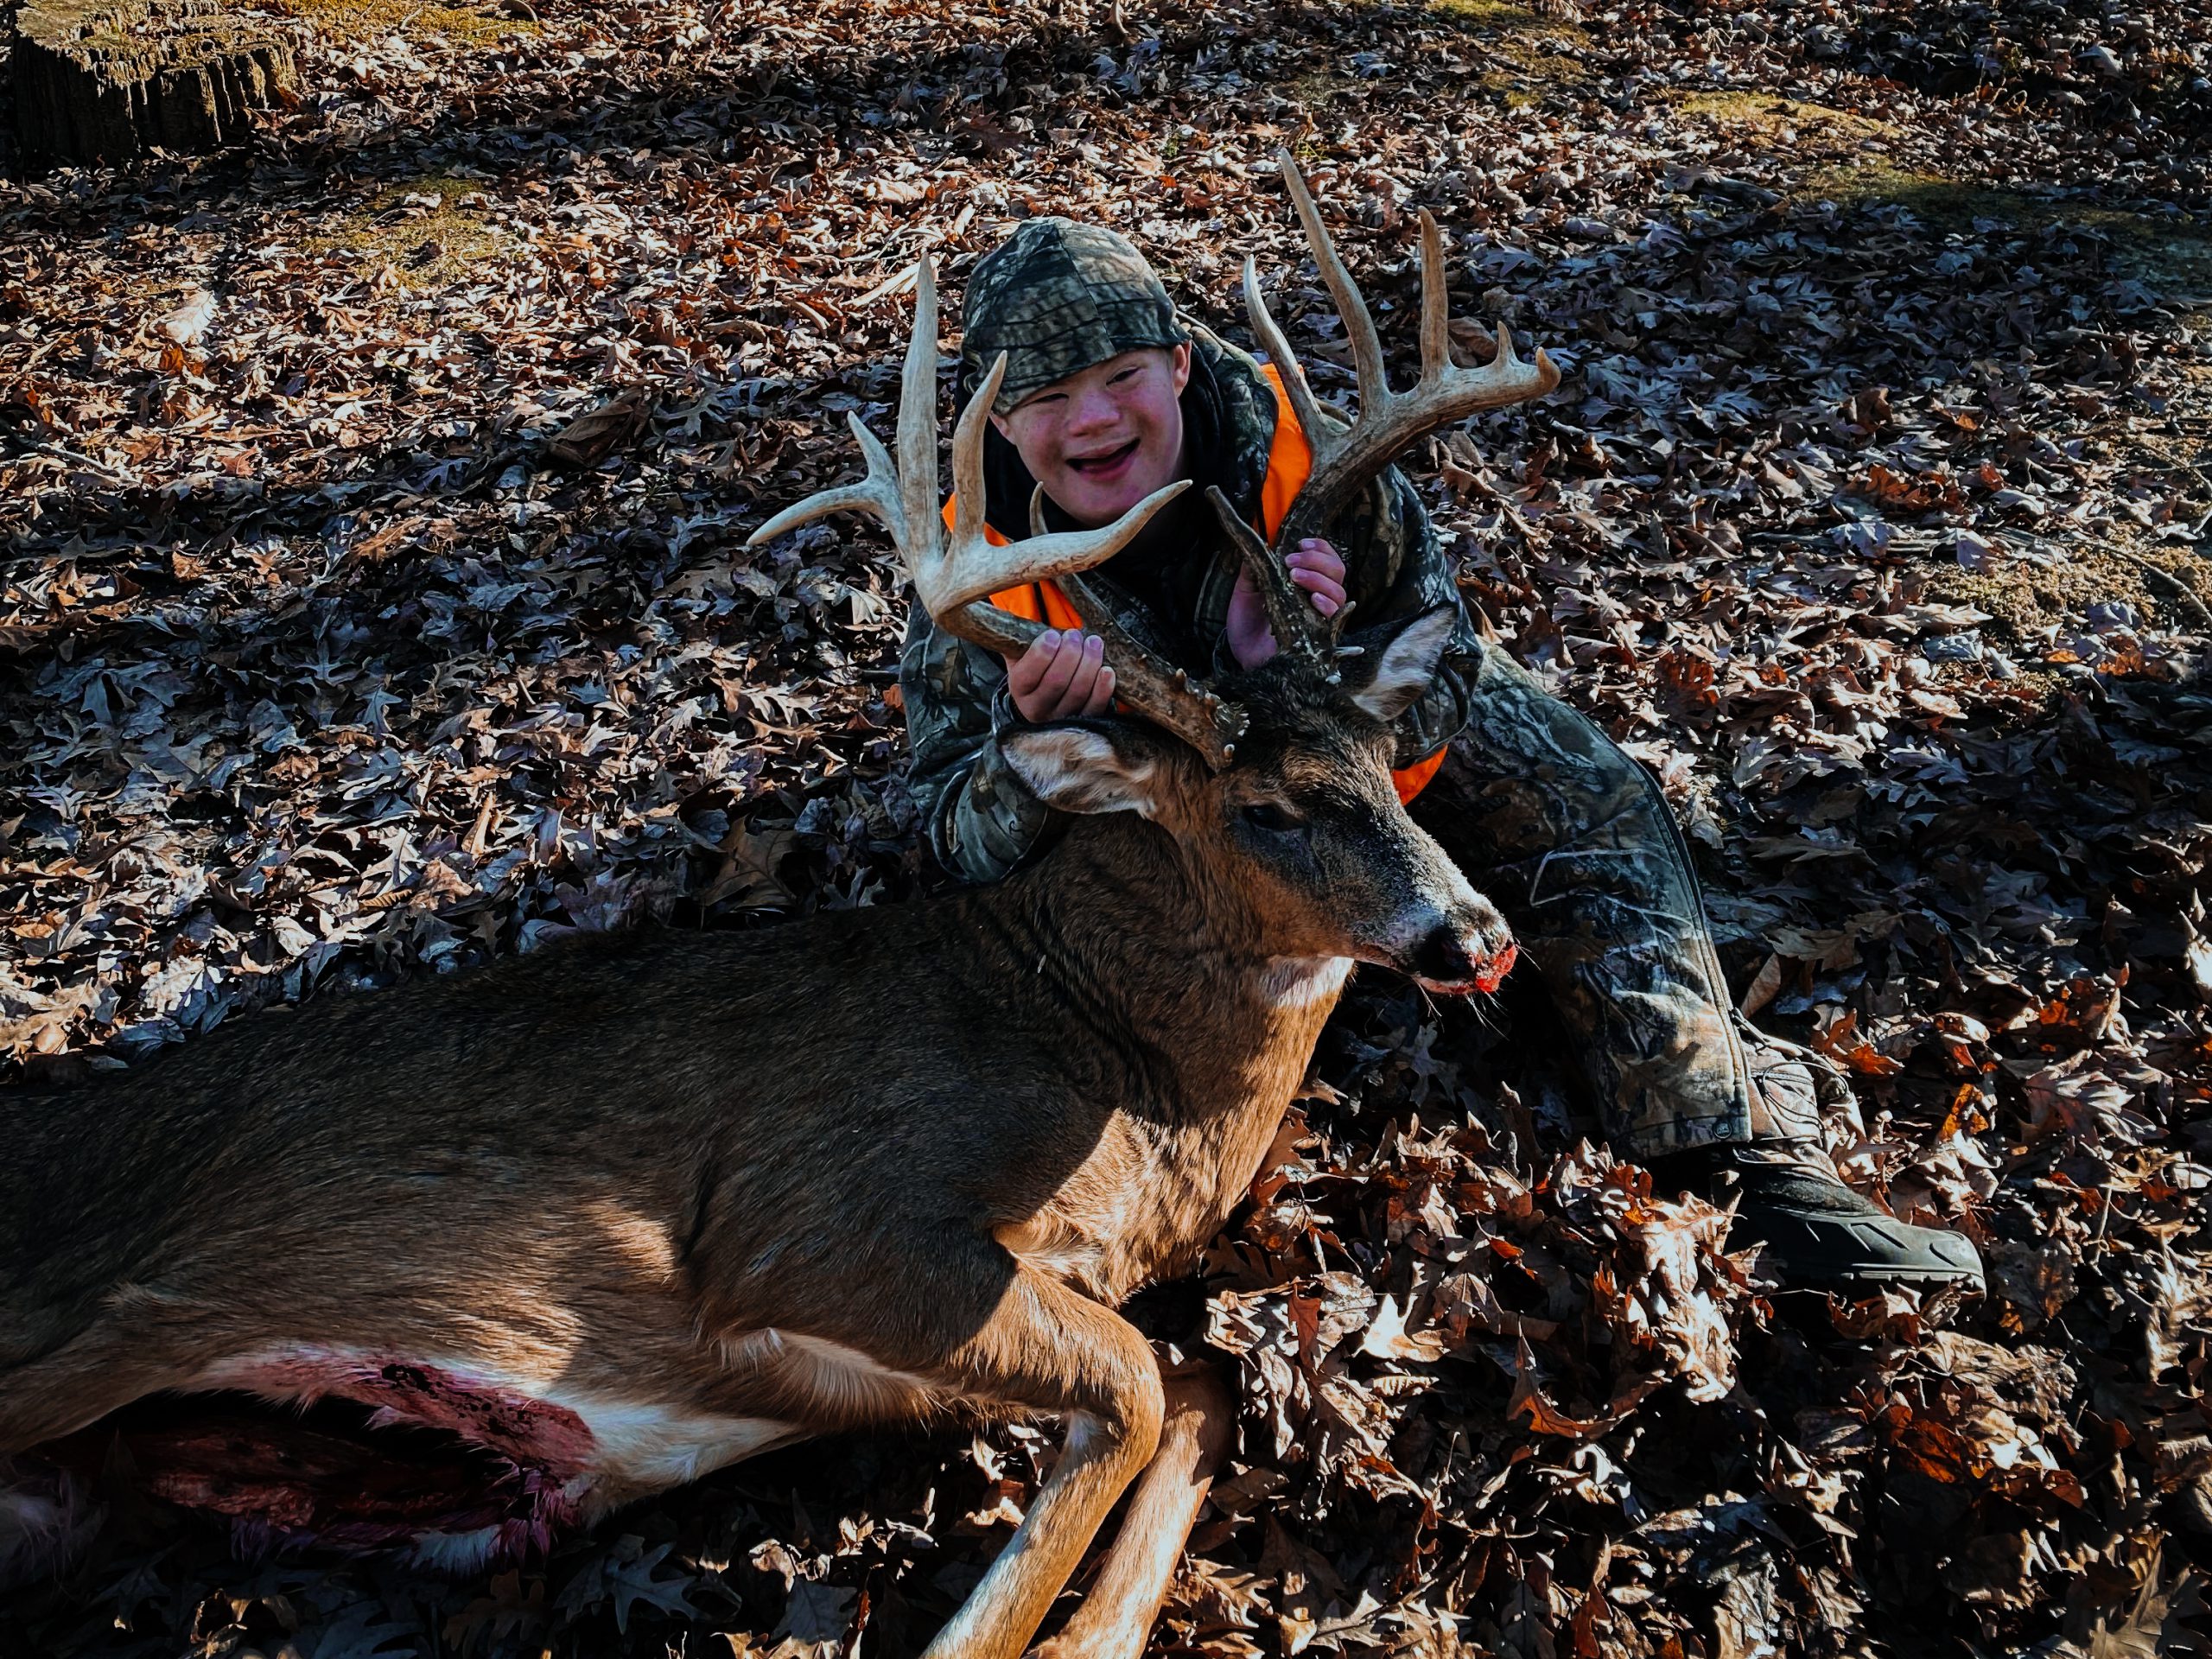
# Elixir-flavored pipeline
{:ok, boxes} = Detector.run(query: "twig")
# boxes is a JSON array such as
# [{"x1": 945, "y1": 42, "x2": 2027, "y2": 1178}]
[
  {"x1": 849, "y1": 263, "x2": 920, "y2": 308},
  {"x1": 2092, "y1": 538, "x2": 2212, "y2": 629},
  {"x1": 27, "y1": 441, "x2": 137, "y2": 486}
]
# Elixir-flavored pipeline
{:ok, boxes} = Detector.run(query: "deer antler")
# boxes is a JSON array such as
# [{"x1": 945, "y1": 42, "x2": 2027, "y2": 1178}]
[
  {"x1": 748, "y1": 257, "x2": 1247, "y2": 766},
  {"x1": 1235, "y1": 152, "x2": 1561, "y2": 661}
]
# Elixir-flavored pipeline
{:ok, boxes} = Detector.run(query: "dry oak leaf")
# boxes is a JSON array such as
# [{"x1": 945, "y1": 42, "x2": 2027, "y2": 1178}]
[
  {"x1": 547, "y1": 387, "x2": 653, "y2": 469},
  {"x1": 1358, "y1": 1293, "x2": 1449, "y2": 1363}
]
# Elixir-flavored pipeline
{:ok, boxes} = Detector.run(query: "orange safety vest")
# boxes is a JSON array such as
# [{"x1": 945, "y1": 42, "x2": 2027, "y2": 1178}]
[{"x1": 944, "y1": 364, "x2": 1447, "y2": 804}]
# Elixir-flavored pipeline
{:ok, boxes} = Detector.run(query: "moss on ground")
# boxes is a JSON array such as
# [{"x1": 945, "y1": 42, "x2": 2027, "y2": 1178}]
[
  {"x1": 31, "y1": 0, "x2": 295, "y2": 74},
  {"x1": 1668, "y1": 96, "x2": 2212, "y2": 305},
  {"x1": 1428, "y1": 0, "x2": 1542, "y2": 20},
  {"x1": 1294, "y1": 3, "x2": 1588, "y2": 111},
  {"x1": 302, "y1": 175, "x2": 505, "y2": 289},
  {"x1": 1285, "y1": 62, "x2": 1360, "y2": 113},
  {"x1": 1670, "y1": 90, "x2": 1895, "y2": 146},
  {"x1": 272, "y1": 0, "x2": 532, "y2": 46},
  {"x1": 1931, "y1": 540, "x2": 2207, "y2": 635},
  {"x1": 1422, "y1": 0, "x2": 1592, "y2": 104}
]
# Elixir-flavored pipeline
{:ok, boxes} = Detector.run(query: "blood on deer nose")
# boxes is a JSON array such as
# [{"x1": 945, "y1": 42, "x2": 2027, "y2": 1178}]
[
  {"x1": 1472, "y1": 941, "x2": 1517, "y2": 995},
  {"x1": 1407, "y1": 928, "x2": 1516, "y2": 997}
]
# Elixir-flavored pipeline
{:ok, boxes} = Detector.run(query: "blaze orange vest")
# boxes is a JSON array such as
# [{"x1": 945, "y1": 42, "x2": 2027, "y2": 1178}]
[{"x1": 945, "y1": 364, "x2": 1446, "y2": 804}]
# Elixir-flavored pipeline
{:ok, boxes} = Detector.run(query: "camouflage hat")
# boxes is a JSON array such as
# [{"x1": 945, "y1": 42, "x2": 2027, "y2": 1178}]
[{"x1": 960, "y1": 218, "x2": 1188, "y2": 416}]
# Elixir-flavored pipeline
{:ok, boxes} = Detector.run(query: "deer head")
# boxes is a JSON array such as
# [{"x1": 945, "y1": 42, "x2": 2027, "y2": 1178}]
[
  {"x1": 989, "y1": 611, "x2": 1514, "y2": 995},
  {"x1": 752, "y1": 157, "x2": 1558, "y2": 996}
]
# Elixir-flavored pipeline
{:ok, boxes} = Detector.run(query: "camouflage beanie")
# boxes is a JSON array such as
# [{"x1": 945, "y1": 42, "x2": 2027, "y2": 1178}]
[{"x1": 960, "y1": 218, "x2": 1188, "y2": 416}]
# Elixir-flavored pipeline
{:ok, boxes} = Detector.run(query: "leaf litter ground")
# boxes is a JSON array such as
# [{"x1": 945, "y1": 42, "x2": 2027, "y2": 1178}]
[{"x1": 2, "y1": 2, "x2": 2209, "y2": 1655}]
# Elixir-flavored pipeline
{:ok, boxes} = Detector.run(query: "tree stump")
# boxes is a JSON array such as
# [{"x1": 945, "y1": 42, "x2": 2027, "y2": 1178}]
[{"x1": 9, "y1": 0, "x2": 300, "y2": 172}]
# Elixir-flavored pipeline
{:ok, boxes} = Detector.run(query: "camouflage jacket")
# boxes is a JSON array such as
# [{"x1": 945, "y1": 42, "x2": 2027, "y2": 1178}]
[{"x1": 899, "y1": 321, "x2": 1480, "y2": 885}]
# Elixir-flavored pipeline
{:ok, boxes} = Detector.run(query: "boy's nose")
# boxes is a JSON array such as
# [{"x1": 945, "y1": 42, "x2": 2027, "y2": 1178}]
[{"x1": 1065, "y1": 388, "x2": 1120, "y2": 434}]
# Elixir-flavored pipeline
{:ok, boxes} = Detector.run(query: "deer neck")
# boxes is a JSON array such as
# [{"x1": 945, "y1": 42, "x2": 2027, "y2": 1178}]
[
  {"x1": 978, "y1": 814, "x2": 1345, "y2": 1298},
  {"x1": 995, "y1": 815, "x2": 1350, "y2": 1117}
]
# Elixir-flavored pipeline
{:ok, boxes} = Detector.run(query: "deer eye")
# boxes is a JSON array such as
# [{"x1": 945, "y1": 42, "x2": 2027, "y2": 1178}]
[{"x1": 1241, "y1": 801, "x2": 1306, "y2": 835}]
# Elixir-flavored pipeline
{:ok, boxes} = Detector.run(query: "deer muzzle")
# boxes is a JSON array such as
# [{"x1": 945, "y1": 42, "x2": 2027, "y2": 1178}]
[{"x1": 1400, "y1": 911, "x2": 1517, "y2": 998}]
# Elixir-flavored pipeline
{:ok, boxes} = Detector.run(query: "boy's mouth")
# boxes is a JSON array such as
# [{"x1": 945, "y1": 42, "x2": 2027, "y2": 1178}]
[{"x1": 1066, "y1": 438, "x2": 1141, "y2": 480}]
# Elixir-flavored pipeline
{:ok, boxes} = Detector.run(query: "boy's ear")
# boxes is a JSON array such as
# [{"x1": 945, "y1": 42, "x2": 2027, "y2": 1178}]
[
  {"x1": 1346, "y1": 605, "x2": 1459, "y2": 725},
  {"x1": 999, "y1": 723, "x2": 1179, "y2": 819}
]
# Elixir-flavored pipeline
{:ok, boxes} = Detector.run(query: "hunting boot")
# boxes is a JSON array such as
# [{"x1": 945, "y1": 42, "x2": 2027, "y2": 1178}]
[
  {"x1": 1410, "y1": 632, "x2": 1984, "y2": 1294},
  {"x1": 1693, "y1": 1022, "x2": 1986, "y2": 1294}
]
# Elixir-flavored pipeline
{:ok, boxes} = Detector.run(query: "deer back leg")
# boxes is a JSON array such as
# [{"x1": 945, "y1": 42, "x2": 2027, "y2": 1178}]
[
  {"x1": 916, "y1": 1268, "x2": 1165, "y2": 1659},
  {"x1": 0, "y1": 1322, "x2": 204, "y2": 1455},
  {"x1": 1032, "y1": 1359, "x2": 1235, "y2": 1659}
]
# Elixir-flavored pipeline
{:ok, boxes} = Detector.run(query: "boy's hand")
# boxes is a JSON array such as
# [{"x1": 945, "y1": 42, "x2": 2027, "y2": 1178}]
[
  {"x1": 1226, "y1": 538, "x2": 1348, "y2": 669},
  {"x1": 1004, "y1": 630, "x2": 1116, "y2": 722}
]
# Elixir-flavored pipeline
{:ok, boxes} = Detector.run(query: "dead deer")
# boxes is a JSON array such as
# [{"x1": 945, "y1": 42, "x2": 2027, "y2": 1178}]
[{"x1": 1, "y1": 158, "x2": 1554, "y2": 1659}]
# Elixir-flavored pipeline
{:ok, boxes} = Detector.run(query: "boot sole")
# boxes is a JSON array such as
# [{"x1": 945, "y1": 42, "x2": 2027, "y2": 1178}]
[{"x1": 1770, "y1": 1265, "x2": 1986, "y2": 1295}]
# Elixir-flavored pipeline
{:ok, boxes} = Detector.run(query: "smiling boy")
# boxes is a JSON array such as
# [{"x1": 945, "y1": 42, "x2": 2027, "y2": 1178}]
[{"x1": 897, "y1": 217, "x2": 1982, "y2": 1294}]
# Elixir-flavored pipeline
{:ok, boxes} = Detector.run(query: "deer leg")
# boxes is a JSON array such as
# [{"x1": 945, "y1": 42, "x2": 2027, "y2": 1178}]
[
  {"x1": 1030, "y1": 1359, "x2": 1235, "y2": 1659},
  {"x1": 920, "y1": 1270, "x2": 1165, "y2": 1659},
  {"x1": 0, "y1": 1327, "x2": 189, "y2": 1455}
]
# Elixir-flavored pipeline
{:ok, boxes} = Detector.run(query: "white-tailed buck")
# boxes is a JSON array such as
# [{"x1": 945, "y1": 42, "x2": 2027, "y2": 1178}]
[{"x1": 1, "y1": 158, "x2": 1554, "y2": 1659}]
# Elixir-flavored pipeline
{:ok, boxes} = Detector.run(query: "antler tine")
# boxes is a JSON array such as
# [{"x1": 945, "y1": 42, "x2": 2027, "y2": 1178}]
[
  {"x1": 1276, "y1": 152, "x2": 1391, "y2": 445},
  {"x1": 1418, "y1": 207, "x2": 1453, "y2": 383},
  {"x1": 746, "y1": 408, "x2": 907, "y2": 549},
  {"x1": 1236, "y1": 238, "x2": 1351, "y2": 662},
  {"x1": 1264, "y1": 151, "x2": 1562, "y2": 559},
  {"x1": 1205, "y1": 486, "x2": 1332, "y2": 669},
  {"x1": 747, "y1": 257, "x2": 945, "y2": 558},
  {"x1": 1241, "y1": 254, "x2": 1346, "y2": 467}
]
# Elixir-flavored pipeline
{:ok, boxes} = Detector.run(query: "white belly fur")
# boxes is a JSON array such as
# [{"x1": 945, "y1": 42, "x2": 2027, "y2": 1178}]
[{"x1": 545, "y1": 1392, "x2": 800, "y2": 1500}]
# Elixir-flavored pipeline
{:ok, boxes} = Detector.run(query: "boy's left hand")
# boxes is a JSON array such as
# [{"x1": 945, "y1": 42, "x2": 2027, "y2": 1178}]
[{"x1": 1226, "y1": 538, "x2": 1348, "y2": 669}]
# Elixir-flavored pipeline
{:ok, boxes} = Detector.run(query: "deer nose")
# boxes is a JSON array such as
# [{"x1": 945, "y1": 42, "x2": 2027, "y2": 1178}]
[{"x1": 1407, "y1": 924, "x2": 1517, "y2": 997}]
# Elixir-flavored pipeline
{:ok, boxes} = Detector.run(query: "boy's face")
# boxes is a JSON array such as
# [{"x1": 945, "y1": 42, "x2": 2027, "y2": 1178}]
[{"x1": 991, "y1": 343, "x2": 1192, "y2": 529}]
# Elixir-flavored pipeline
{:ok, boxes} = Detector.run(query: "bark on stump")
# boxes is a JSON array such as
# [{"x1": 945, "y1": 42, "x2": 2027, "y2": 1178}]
[{"x1": 9, "y1": 0, "x2": 299, "y2": 172}]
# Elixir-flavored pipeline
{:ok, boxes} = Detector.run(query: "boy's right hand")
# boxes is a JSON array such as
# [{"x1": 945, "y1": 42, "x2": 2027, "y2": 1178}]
[{"x1": 1004, "y1": 630, "x2": 1116, "y2": 722}]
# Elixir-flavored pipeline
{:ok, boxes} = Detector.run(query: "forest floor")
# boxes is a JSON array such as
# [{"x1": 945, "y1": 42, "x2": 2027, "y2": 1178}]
[{"x1": 2, "y1": 1, "x2": 2209, "y2": 1655}]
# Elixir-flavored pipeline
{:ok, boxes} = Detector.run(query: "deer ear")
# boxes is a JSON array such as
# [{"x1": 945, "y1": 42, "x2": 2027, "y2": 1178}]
[
  {"x1": 1000, "y1": 724, "x2": 1174, "y2": 819},
  {"x1": 1347, "y1": 605, "x2": 1458, "y2": 725}
]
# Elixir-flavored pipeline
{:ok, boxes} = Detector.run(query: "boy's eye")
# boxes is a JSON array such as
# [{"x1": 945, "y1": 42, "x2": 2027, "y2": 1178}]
[
  {"x1": 1110, "y1": 366, "x2": 1141, "y2": 384},
  {"x1": 1241, "y1": 801, "x2": 1306, "y2": 835}
]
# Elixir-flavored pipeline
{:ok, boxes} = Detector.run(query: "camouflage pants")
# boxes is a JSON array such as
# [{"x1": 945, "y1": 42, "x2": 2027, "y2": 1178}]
[{"x1": 1410, "y1": 636, "x2": 1753, "y2": 1160}]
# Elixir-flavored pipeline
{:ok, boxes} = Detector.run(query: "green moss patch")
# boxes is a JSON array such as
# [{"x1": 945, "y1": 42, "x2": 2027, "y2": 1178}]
[
  {"x1": 1935, "y1": 543, "x2": 2205, "y2": 635},
  {"x1": 1423, "y1": 0, "x2": 1593, "y2": 103}
]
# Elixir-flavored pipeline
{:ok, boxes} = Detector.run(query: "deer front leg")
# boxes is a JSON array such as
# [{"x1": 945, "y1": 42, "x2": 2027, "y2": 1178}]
[
  {"x1": 921, "y1": 1270, "x2": 1165, "y2": 1659},
  {"x1": 1028, "y1": 1360, "x2": 1234, "y2": 1659}
]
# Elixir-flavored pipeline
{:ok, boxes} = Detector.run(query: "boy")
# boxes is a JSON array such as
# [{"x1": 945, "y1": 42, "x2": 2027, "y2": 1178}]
[{"x1": 899, "y1": 218, "x2": 1981, "y2": 1294}]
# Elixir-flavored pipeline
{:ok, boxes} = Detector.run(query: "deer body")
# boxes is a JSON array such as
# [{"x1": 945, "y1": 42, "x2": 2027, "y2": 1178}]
[
  {"x1": 7, "y1": 811, "x2": 1338, "y2": 1453},
  {"x1": 3, "y1": 687, "x2": 1508, "y2": 1653}
]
